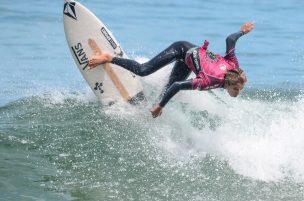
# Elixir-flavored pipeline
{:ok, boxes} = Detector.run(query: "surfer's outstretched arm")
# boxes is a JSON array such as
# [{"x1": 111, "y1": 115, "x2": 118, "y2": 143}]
[
  {"x1": 225, "y1": 22, "x2": 254, "y2": 54},
  {"x1": 150, "y1": 80, "x2": 193, "y2": 118},
  {"x1": 225, "y1": 31, "x2": 244, "y2": 53}
]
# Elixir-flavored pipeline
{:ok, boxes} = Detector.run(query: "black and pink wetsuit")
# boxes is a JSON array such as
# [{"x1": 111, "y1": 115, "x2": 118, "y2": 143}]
[{"x1": 111, "y1": 31, "x2": 245, "y2": 107}]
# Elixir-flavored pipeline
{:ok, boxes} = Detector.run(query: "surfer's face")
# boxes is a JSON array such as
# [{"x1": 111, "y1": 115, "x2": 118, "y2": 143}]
[{"x1": 226, "y1": 82, "x2": 244, "y2": 97}]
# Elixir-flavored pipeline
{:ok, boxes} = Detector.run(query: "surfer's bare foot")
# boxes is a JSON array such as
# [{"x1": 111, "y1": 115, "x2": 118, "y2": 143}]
[
  {"x1": 88, "y1": 53, "x2": 112, "y2": 69},
  {"x1": 150, "y1": 104, "x2": 163, "y2": 118}
]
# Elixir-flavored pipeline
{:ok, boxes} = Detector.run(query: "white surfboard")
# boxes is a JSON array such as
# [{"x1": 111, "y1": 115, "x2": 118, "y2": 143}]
[{"x1": 63, "y1": 0, "x2": 145, "y2": 104}]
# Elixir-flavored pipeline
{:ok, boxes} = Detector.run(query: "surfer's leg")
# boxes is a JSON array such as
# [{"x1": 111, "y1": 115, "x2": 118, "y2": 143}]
[
  {"x1": 111, "y1": 41, "x2": 196, "y2": 76},
  {"x1": 158, "y1": 60, "x2": 192, "y2": 100}
]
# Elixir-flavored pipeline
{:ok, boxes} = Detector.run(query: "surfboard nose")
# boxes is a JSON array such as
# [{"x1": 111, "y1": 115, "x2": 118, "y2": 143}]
[
  {"x1": 63, "y1": 0, "x2": 77, "y2": 20},
  {"x1": 64, "y1": 0, "x2": 76, "y2": 4}
]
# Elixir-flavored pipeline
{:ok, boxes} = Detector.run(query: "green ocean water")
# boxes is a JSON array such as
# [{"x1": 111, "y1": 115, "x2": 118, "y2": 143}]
[{"x1": 1, "y1": 89, "x2": 304, "y2": 200}]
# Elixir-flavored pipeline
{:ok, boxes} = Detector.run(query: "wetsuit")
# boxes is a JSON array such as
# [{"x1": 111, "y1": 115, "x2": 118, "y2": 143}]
[{"x1": 111, "y1": 31, "x2": 245, "y2": 107}]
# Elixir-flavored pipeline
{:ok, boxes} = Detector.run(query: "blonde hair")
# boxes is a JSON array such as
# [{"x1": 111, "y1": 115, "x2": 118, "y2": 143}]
[{"x1": 224, "y1": 68, "x2": 247, "y2": 86}]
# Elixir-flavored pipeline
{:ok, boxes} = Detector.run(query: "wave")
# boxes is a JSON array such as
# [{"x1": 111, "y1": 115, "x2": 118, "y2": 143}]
[
  {"x1": 170, "y1": 88, "x2": 304, "y2": 182},
  {"x1": 1, "y1": 84, "x2": 303, "y2": 180},
  {"x1": 1, "y1": 67, "x2": 304, "y2": 200}
]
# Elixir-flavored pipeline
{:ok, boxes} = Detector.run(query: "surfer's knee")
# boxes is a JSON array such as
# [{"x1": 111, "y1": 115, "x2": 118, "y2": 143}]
[
  {"x1": 171, "y1": 41, "x2": 191, "y2": 49},
  {"x1": 135, "y1": 65, "x2": 153, "y2": 76},
  {"x1": 171, "y1": 41, "x2": 194, "y2": 58},
  {"x1": 171, "y1": 82, "x2": 182, "y2": 92}
]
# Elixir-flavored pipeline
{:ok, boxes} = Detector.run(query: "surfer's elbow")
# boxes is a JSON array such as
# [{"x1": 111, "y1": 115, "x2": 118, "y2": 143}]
[
  {"x1": 137, "y1": 70, "x2": 150, "y2": 77},
  {"x1": 171, "y1": 82, "x2": 182, "y2": 93}
]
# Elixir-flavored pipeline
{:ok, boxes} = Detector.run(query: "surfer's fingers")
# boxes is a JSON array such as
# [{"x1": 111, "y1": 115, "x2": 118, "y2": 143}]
[
  {"x1": 88, "y1": 57, "x2": 100, "y2": 65},
  {"x1": 88, "y1": 65, "x2": 97, "y2": 70},
  {"x1": 88, "y1": 60, "x2": 94, "y2": 66},
  {"x1": 149, "y1": 110, "x2": 156, "y2": 118},
  {"x1": 150, "y1": 110, "x2": 162, "y2": 118}
]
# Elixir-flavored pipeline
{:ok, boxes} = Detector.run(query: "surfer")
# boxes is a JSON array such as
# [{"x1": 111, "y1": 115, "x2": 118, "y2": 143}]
[{"x1": 89, "y1": 22, "x2": 254, "y2": 118}]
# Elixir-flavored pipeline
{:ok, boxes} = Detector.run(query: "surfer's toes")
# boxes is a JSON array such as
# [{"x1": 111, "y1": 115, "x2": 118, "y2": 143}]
[
  {"x1": 88, "y1": 54, "x2": 112, "y2": 69},
  {"x1": 88, "y1": 63, "x2": 98, "y2": 70},
  {"x1": 88, "y1": 58, "x2": 101, "y2": 69},
  {"x1": 88, "y1": 60, "x2": 96, "y2": 69}
]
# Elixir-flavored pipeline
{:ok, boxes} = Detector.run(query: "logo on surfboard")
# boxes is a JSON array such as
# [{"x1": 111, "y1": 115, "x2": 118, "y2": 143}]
[
  {"x1": 101, "y1": 27, "x2": 119, "y2": 50},
  {"x1": 94, "y1": 82, "x2": 104, "y2": 93},
  {"x1": 64, "y1": 2, "x2": 77, "y2": 20},
  {"x1": 71, "y1": 43, "x2": 89, "y2": 70},
  {"x1": 114, "y1": 46, "x2": 123, "y2": 57}
]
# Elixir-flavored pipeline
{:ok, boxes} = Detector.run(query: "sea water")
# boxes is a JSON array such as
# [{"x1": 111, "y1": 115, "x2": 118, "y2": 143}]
[{"x1": 0, "y1": 0, "x2": 304, "y2": 200}]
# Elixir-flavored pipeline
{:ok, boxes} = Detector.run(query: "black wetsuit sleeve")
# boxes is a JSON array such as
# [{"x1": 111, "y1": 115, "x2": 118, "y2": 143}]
[
  {"x1": 159, "y1": 79, "x2": 193, "y2": 108},
  {"x1": 225, "y1": 31, "x2": 245, "y2": 53}
]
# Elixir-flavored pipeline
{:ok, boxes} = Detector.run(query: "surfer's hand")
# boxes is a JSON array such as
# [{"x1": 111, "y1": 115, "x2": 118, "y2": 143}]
[
  {"x1": 241, "y1": 22, "x2": 254, "y2": 34},
  {"x1": 150, "y1": 104, "x2": 163, "y2": 118}
]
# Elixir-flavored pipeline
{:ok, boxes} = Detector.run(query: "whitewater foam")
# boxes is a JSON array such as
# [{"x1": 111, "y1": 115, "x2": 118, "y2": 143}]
[
  {"x1": 129, "y1": 56, "x2": 304, "y2": 182},
  {"x1": 159, "y1": 88, "x2": 304, "y2": 182}
]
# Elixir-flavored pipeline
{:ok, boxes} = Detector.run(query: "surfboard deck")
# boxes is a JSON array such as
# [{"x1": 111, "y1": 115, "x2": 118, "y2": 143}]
[{"x1": 63, "y1": 0, "x2": 146, "y2": 105}]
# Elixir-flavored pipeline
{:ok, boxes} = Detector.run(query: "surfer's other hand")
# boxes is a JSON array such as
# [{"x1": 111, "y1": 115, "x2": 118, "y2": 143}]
[
  {"x1": 150, "y1": 104, "x2": 163, "y2": 118},
  {"x1": 240, "y1": 22, "x2": 254, "y2": 34}
]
